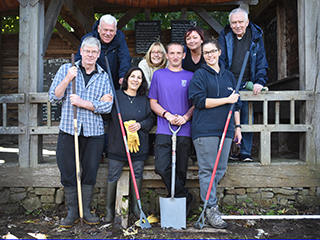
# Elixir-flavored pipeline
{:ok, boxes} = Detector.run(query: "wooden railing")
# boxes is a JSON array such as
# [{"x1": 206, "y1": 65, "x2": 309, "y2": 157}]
[{"x1": 0, "y1": 91, "x2": 315, "y2": 166}]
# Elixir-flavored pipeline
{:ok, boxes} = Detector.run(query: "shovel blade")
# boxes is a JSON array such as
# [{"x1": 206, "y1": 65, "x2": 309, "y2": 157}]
[{"x1": 160, "y1": 197, "x2": 186, "y2": 230}]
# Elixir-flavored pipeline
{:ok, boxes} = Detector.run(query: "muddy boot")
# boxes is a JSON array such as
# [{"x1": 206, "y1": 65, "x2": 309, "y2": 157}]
[
  {"x1": 105, "y1": 181, "x2": 117, "y2": 223},
  {"x1": 59, "y1": 187, "x2": 79, "y2": 228},
  {"x1": 130, "y1": 178, "x2": 143, "y2": 218},
  {"x1": 82, "y1": 185, "x2": 100, "y2": 225},
  {"x1": 206, "y1": 205, "x2": 227, "y2": 229}
]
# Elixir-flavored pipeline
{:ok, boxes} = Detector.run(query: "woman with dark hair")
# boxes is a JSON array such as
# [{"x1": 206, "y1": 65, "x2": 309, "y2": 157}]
[
  {"x1": 101, "y1": 67, "x2": 155, "y2": 222},
  {"x1": 189, "y1": 38, "x2": 241, "y2": 229},
  {"x1": 183, "y1": 27, "x2": 206, "y2": 72}
]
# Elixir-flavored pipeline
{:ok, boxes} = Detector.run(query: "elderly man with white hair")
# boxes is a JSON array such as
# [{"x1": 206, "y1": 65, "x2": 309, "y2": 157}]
[{"x1": 218, "y1": 8, "x2": 268, "y2": 162}]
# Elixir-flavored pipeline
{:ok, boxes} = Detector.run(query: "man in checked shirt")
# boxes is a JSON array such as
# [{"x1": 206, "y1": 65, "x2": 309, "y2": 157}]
[{"x1": 49, "y1": 36, "x2": 113, "y2": 228}]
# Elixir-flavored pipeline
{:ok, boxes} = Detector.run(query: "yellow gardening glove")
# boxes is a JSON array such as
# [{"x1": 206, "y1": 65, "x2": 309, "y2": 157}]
[{"x1": 124, "y1": 120, "x2": 140, "y2": 153}]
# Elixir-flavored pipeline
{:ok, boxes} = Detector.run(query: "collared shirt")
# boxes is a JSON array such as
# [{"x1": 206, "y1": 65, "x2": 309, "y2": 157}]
[
  {"x1": 79, "y1": 63, "x2": 98, "y2": 87},
  {"x1": 49, "y1": 60, "x2": 113, "y2": 137}
]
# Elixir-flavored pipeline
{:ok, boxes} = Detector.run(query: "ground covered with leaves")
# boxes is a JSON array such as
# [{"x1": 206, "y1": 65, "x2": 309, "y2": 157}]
[{"x1": 1, "y1": 204, "x2": 320, "y2": 239}]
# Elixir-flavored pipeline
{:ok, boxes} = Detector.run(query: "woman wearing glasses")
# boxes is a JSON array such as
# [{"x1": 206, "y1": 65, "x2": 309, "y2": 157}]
[
  {"x1": 188, "y1": 38, "x2": 242, "y2": 229},
  {"x1": 138, "y1": 42, "x2": 168, "y2": 89}
]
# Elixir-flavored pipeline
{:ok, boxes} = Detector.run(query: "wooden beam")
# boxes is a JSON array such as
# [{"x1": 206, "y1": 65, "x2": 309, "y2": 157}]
[
  {"x1": 43, "y1": 0, "x2": 64, "y2": 54},
  {"x1": 62, "y1": 0, "x2": 90, "y2": 33},
  {"x1": 191, "y1": 7, "x2": 223, "y2": 34},
  {"x1": 181, "y1": 7, "x2": 187, "y2": 20},
  {"x1": 298, "y1": 0, "x2": 319, "y2": 165},
  {"x1": 55, "y1": 21, "x2": 81, "y2": 49},
  {"x1": 1, "y1": 164, "x2": 319, "y2": 188},
  {"x1": 277, "y1": 3, "x2": 287, "y2": 80},
  {"x1": 118, "y1": 8, "x2": 141, "y2": 30},
  {"x1": 82, "y1": 6, "x2": 95, "y2": 33},
  {"x1": 145, "y1": 8, "x2": 150, "y2": 21},
  {"x1": 59, "y1": 5, "x2": 85, "y2": 40},
  {"x1": 18, "y1": 1, "x2": 45, "y2": 168},
  {"x1": 249, "y1": 0, "x2": 277, "y2": 23}
]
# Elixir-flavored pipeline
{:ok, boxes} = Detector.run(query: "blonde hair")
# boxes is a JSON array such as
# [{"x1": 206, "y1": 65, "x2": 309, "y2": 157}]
[{"x1": 144, "y1": 42, "x2": 167, "y2": 69}]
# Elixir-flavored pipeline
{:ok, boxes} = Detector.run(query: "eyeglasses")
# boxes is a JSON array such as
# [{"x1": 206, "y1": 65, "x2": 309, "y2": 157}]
[
  {"x1": 203, "y1": 49, "x2": 219, "y2": 56},
  {"x1": 151, "y1": 51, "x2": 163, "y2": 55},
  {"x1": 82, "y1": 49, "x2": 99, "y2": 55}
]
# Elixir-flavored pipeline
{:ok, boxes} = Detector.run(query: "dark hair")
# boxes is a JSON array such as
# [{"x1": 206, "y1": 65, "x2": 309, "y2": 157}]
[
  {"x1": 121, "y1": 67, "x2": 148, "y2": 96},
  {"x1": 166, "y1": 42, "x2": 184, "y2": 52},
  {"x1": 183, "y1": 27, "x2": 205, "y2": 45},
  {"x1": 202, "y1": 37, "x2": 221, "y2": 51}
]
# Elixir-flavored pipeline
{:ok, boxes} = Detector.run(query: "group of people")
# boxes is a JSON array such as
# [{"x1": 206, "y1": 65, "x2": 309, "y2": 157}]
[{"x1": 49, "y1": 7, "x2": 268, "y2": 230}]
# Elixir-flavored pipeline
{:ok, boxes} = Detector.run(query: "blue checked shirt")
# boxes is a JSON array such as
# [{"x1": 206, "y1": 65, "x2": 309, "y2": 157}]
[{"x1": 49, "y1": 60, "x2": 113, "y2": 137}]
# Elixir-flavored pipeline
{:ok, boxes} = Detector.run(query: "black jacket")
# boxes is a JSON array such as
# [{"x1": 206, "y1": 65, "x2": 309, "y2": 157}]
[{"x1": 105, "y1": 89, "x2": 155, "y2": 161}]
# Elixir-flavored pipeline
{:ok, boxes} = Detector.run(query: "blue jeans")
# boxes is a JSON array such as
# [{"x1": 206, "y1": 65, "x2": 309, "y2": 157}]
[
  {"x1": 240, "y1": 100, "x2": 253, "y2": 157},
  {"x1": 193, "y1": 137, "x2": 232, "y2": 207}
]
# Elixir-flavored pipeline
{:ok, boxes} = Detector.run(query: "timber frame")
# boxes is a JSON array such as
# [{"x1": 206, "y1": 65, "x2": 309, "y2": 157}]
[{"x1": 0, "y1": 0, "x2": 320, "y2": 190}]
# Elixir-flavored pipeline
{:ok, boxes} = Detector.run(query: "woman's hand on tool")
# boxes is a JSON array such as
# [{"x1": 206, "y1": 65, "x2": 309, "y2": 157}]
[{"x1": 228, "y1": 90, "x2": 240, "y2": 104}]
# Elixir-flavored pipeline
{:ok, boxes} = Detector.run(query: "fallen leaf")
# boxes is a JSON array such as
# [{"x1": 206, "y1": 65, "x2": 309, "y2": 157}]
[
  {"x1": 27, "y1": 233, "x2": 47, "y2": 239},
  {"x1": 122, "y1": 227, "x2": 138, "y2": 237},
  {"x1": 3, "y1": 232, "x2": 19, "y2": 239},
  {"x1": 135, "y1": 214, "x2": 159, "y2": 227}
]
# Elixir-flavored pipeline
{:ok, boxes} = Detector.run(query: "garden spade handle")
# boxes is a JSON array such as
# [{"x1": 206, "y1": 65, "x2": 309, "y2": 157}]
[{"x1": 71, "y1": 53, "x2": 83, "y2": 226}]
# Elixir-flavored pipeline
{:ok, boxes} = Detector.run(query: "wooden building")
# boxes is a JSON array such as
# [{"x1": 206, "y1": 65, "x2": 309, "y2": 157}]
[{"x1": 0, "y1": 0, "x2": 319, "y2": 217}]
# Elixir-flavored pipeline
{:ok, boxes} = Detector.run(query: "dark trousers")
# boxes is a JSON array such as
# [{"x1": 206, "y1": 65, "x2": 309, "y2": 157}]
[
  {"x1": 56, "y1": 130, "x2": 104, "y2": 187},
  {"x1": 107, "y1": 159, "x2": 145, "y2": 182},
  {"x1": 154, "y1": 134, "x2": 191, "y2": 198}
]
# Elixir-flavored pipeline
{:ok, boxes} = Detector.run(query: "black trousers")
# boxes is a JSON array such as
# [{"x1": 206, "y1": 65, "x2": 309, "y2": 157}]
[
  {"x1": 154, "y1": 134, "x2": 191, "y2": 198},
  {"x1": 56, "y1": 130, "x2": 104, "y2": 187}
]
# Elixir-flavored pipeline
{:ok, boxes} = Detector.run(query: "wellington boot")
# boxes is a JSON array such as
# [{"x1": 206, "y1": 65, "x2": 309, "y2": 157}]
[
  {"x1": 105, "y1": 181, "x2": 117, "y2": 223},
  {"x1": 59, "y1": 187, "x2": 79, "y2": 228},
  {"x1": 130, "y1": 178, "x2": 143, "y2": 219},
  {"x1": 82, "y1": 185, "x2": 100, "y2": 225}
]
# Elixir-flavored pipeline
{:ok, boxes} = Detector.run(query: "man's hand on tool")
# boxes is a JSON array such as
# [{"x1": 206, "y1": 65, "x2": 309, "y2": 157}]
[{"x1": 66, "y1": 66, "x2": 77, "y2": 83}]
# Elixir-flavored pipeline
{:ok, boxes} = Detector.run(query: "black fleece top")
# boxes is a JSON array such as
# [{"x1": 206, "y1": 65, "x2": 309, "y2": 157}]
[
  {"x1": 188, "y1": 64, "x2": 241, "y2": 140},
  {"x1": 104, "y1": 89, "x2": 156, "y2": 161}
]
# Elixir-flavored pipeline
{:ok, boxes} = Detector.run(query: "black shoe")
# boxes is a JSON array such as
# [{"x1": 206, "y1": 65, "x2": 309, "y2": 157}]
[
  {"x1": 229, "y1": 154, "x2": 240, "y2": 161},
  {"x1": 240, "y1": 154, "x2": 252, "y2": 162},
  {"x1": 186, "y1": 193, "x2": 195, "y2": 216}
]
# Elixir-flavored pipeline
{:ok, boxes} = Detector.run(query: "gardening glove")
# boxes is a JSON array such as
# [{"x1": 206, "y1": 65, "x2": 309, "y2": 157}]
[{"x1": 124, "y1": 120, "x2": 140, "y2": 153}]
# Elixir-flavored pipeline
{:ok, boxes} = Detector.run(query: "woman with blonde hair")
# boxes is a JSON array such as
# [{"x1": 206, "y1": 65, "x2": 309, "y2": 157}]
[{"x1": 138, "y1": 42, "x2": 167, "y2": 89}]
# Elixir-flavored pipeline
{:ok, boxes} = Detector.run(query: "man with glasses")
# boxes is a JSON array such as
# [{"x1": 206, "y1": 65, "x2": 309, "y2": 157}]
[
  {"x1": 218, "y1": 8, "x2": 268, "y2": 162},
  {"x1": 49, "y1": 36, "x2": 113, "y2": 228}
]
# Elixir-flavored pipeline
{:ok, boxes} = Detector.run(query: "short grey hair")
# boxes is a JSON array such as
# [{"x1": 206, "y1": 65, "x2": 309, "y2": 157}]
[
  {"x1": 229, "y1": 8, "x2": 248, "y2": 23},
  {"x1": 100, "y1": 14, "x2": 117, "y2": 28},
  {"x1": 81, "y1": 36, "x2": 101, "y2": 51}
]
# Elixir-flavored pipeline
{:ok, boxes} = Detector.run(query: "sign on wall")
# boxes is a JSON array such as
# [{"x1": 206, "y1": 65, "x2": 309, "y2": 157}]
[
  {"x1": 135, "y1": 21, "x2": 161, "y2": 54},
  {"x1": 171, "y1": 20, "x2": 197, "y2": 44}
]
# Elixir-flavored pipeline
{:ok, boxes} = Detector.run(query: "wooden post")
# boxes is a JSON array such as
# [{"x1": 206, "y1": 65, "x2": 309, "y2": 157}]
[
  {"x1": 298, "y1": 0, "x2": 319, "y2": 165},
  {"x1": 18, "y1": 0, "x2": 44, "y2": 167},
  {"x1": 115, "y1": 171, "x2": 129, "y2": 229},
  {"x1": 276, "y1": 3, "x2": 289, "y2": 154},
  {"x1": 0, "y1": 14, "x2": 2, "y2": 126}
]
